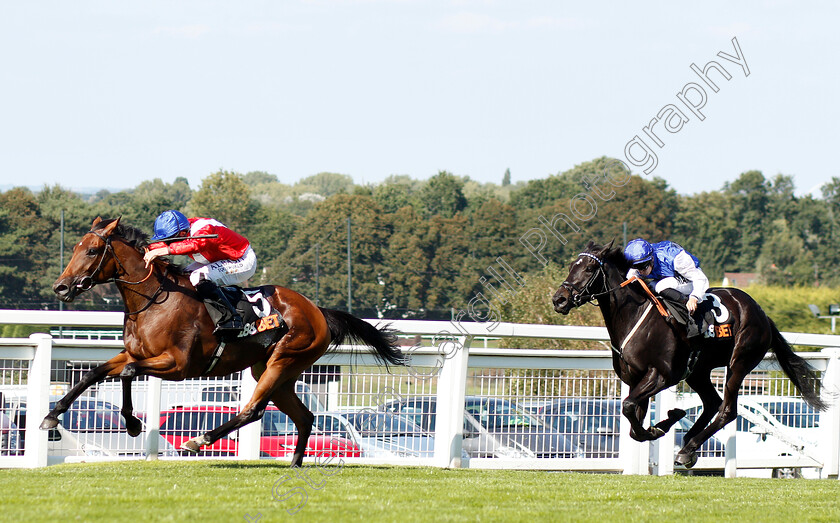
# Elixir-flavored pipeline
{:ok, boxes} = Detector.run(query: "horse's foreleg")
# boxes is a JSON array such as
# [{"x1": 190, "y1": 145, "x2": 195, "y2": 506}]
[
  {"x1": 40, "y1": 351, "x2": 131, "y2": 430},
  {"x1": 120, "y1": 374, "x2": 143, "y2": 437},
  {"x1": 116, "y1": 353, "x2": 183, "y2": 437},
  {"x1": 623, "y1": 367, "x2": 669, "y2": 442}
]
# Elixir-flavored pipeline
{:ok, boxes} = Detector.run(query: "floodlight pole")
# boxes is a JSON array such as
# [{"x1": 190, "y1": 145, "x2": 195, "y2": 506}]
[{"x1": 347, "y1": 217, "x2": 352, "y2": 314}]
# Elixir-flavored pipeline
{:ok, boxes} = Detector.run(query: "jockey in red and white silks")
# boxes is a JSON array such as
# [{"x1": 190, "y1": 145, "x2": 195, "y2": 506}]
[{"x1": 146, "y1": 215, "x2": 257, "y2": 287}]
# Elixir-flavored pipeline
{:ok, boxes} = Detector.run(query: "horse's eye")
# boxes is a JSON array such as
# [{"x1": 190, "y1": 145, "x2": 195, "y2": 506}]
[
  {"x1": 86, "y1": 248, "x2": 98, "y2": 257},
  {"x1": 584, "y1": 265, "x2": 594, "y2": 273}
]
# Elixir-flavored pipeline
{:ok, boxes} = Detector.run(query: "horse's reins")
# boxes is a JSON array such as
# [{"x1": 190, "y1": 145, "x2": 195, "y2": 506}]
[
  {"x1": 80, "y1": 230, "x2": 167, "y2": 315},
  {"x1": 562, "y1": 252, "x2": 670, "y2": 319}
]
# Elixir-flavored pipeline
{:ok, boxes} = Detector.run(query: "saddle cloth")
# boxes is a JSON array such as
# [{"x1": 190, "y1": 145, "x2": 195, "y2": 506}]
[
  {"x1": 658, "y1": 291, "x2": 734, "y2": 339},
  {"x1": 218, "y1": 285, "x2": 288, "y2": 343}
]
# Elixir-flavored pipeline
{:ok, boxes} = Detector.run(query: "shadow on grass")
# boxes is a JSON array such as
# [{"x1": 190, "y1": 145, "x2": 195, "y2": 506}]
[{"x1": 204, "y1": 461, "x2": 406, "y2": 471}]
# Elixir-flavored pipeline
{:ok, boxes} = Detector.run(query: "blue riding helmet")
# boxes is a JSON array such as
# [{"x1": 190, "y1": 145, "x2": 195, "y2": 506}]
[
  {"x1": 624, "y1": 238, "x2": 654, "y2": 267},
  {"x1": 150, "y1": 210, "x2": 190, "y2": 242}
]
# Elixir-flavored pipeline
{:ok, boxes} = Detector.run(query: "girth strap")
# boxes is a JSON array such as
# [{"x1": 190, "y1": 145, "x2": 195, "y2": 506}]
[{"x1": 203, "y1": 341, "x2": 227, "y2": 375}]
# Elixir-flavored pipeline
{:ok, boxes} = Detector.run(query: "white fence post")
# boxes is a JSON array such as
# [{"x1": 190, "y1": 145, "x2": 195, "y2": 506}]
[
  {"x1": 24, "y1": 334, "x2": 52, "y2": 468},
  {"x1": 619, "y1": 382, "x2": 648, "y2": 475},
  {"x1": 820, "y1": 347, "x2": 840, "y2": 479},
  {"x1": 723, "y1": 366, "x2": 737, "y2": 478},
  {"x1": 145, "y1": 377, "x2": 162, "y2": 460},
  {"x1": 237, "y1": 370, "x2": 261, "y2": 460},
  {"x1": 654, "y1": 387, "x2": 676, "y2": 476},
  {"x1": 434, "y1": 336, "x2": 471, "y2": 468}
]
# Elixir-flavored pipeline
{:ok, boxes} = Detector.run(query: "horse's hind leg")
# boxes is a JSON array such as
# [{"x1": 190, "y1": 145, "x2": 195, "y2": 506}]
[
  {"x1": 676, "y1": 365, "x2": 750, "y2": 468},
  {"x1": 182, "y1": 357, "x2": 313, "y2": 456},
  {"x1": 682, "y1": 370, "x2": 722, "y2": 445},
  {"x1": 40, "y1": 351, "x2": 131, "y2": 430},
  {"x1": 269, "y1": 379, "x2": 315, "y2": 468}
]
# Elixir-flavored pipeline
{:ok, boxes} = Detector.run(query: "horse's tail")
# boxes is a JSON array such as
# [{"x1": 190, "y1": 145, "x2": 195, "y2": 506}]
[
  {"x1": 769, "y1": 319, "x2": 828, "y2": 411},
  {"x1": 319, "y1": 308, "x2": 406, "y2": 367}
]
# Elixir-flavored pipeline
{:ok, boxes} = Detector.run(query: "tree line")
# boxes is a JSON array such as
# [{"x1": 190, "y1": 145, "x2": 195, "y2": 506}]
[{"x1": 2, "y1": 157, "x2": 839, "y2": 320}]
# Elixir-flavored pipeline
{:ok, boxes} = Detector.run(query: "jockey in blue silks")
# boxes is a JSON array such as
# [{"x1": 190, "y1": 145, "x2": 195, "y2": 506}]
[{"x1": 623, "y1": 239, "x2": 710, "y2": 318}]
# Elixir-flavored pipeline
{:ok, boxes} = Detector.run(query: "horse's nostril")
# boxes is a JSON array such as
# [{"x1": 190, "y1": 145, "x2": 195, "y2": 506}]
[{"x1": 54, "y1": 283, "x2": 69, "y2": 295}]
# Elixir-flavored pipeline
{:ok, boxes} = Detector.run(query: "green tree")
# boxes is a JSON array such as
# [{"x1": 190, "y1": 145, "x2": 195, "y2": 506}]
[
  {"x1": 270, "y1": 194, "x2": 389, "y2": 313},
  {"x1": 417, "y1": 171, "x2": 467, "y2": 218},
  {"x1": 724, "y1": 170, "x2": 771, "y2": 271},
  {"x1": 0, "y1": 188, "x2": 53, "y2": 308},
  {"x1": 296, "y1": 172, "x2": 354, "y2": 197},
  {"x1": 187, "y1": 170, "x2": 259, "y2": 231}
]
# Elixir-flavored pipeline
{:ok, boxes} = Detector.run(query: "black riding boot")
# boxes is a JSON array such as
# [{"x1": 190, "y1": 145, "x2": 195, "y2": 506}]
[
  {"x1": 658, "y1": 288, "x2": 701, "y2": 339},
  {"x1": 195, "y1": 280, "x2": 244, "y2": 336}
]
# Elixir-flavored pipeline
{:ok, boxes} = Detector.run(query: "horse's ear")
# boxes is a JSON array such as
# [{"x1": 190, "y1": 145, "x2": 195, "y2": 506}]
[
  {"x1": 92, "y1": 217, "x2": 102, "y2": 226},
  {"x1": 102, "y1": 217, "x2": 121, "y2": 236}
]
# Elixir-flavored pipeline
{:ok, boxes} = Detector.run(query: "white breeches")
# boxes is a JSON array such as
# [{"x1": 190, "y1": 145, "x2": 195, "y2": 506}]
[
  {"x1": 188, "y1": 247, "x2": 257, "y2": 287},
  {"x1": 654, "y1": 277, "x2": 694, "y2": 296}
]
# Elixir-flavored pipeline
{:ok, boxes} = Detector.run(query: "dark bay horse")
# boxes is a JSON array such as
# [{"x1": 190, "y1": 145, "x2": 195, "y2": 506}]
[
  {"x1": 44, "y1": 217, "x2": 405, "y2": 466},
  {"x1": 552, "y1": 241, "x2": 826, "y2": 468}
]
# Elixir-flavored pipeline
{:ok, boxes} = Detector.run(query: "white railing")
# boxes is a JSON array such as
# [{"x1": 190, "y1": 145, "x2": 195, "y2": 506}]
[{"x1": 1, "y1": 310, "x2": 840, "y2": 478}]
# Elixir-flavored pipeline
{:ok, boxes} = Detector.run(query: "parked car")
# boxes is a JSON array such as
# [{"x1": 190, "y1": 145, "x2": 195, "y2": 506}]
[
  {"x1": 158, "y1": 405, "x2": 362, "y2": 458},
  {"x1": 328, "y1": 410, "x2": 435, "y2": 458},
  {"x1": 1, "y1": 395, "x2": 177, "y2": 459},
  {"x1": 677, "y1": 395, "x2": 822, "y2": 478},
  {"x1": 1, "y1": 411, "x2": 21, "y2": 456},
  {"x1": 95, "y1": 379, "x2": 325, "y2": 413},
  {"x1": 380, "y1": 396, "x2": 584, "y2": 459},
  {"x1": 538, "y1": 398, "x2": 621, "y2": 458}
]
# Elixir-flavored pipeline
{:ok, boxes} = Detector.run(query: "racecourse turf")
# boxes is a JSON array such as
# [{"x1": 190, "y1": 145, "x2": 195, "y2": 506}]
[{"x1": 1, "y1": 461, "x2": 839, "y2": 522}]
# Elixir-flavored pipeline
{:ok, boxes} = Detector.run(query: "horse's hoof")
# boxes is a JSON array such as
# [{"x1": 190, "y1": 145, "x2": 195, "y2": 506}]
[
  {"x1": 667, "y1": 408, "x2": 686, "y2": 421},
  {"x1": 675, "y1": 451, "x2": 698, "y2": 469},
  {"x1": 40, "y1": 416, "x2": 59, "y2": 430},
  {"x1": 125, "y1": 417, "x2": 143, "y2": 438},
  {"x1": 180, "y1": 439, "x2": 202, "y2": 454}
]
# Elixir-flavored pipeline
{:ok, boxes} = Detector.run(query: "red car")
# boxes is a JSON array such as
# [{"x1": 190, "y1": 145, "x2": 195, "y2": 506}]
[{"x1": 159, "y1": 405, "x2": 361, "y2": 458}]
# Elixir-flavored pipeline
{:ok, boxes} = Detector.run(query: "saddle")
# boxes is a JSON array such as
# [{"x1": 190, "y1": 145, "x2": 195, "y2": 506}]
[
  {"x1": 202, "y1": 286, "x2": 289, "y2": 375},
  {"x1": 218, "y1": 285, "x2": 288, "y2": 343},
  {"x1": 657, "y1": 290, "x2": 734, "y2": 340}
]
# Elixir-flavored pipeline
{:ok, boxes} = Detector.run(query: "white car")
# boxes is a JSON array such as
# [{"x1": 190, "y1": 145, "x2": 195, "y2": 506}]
[{"x1": 675, "y1": 393, "x2": 822, "y2": 478}]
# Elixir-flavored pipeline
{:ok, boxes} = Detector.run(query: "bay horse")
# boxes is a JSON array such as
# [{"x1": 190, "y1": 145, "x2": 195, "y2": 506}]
[
  {"x1": 44, "y1": 217, "x2": 405, "y2": 466},
  {"x1": 552, "y1": 241, "x2": 826, "y2": 468}
]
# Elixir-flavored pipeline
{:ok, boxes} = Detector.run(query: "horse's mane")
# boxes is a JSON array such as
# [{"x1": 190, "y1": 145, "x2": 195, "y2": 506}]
[
  {"x1": 92, "y1": 218, "x2": 188, "y2": 275},
  {"x1": 92, "y1": 218, "x2": 150, "y2": 251},
  {"x1": 584, "y1": 240, "x2": 631, "y2": 274}
]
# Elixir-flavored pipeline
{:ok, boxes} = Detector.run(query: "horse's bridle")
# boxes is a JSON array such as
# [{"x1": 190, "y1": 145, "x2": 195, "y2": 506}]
[
  {"x1": 77, "y1": 229, "x2": 166, "y2": 315},
  {"x1": 560, "y1": 252, "x2": 617, "y2": 307}
]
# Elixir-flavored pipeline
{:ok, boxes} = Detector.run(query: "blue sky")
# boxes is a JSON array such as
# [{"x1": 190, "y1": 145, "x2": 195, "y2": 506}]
[{"x1": 1, "y1": 1, "x2": 838, "y2": 196}]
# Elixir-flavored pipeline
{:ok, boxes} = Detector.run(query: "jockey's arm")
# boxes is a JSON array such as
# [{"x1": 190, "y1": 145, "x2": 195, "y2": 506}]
[{"x1": 674, "y1": 251, "x2": 709, "y2": 312}]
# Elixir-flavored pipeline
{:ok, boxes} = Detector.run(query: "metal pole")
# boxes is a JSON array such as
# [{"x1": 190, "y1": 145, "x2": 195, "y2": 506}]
[
  {"x1": 347, "y1": 217, "x2": 352, "y2": 313},
  {"x1": 315, "y1": 243, "x2": 320, "y2": 306},
  {"x1": 59, "y1": 210, "x2": 64, "y2": 319}
]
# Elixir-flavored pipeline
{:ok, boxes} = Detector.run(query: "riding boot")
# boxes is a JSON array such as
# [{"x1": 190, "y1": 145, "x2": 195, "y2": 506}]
[
  {"x1": 195, "y1": 280, "x2": 244, "y2": 336},
  {"x1": 658, "y1": 288, "x2": 701, "y2": 339}
]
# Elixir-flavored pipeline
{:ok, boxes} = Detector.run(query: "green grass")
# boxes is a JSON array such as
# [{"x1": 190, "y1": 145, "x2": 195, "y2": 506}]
[{"x1": 2, "y1": 461, "x2": 840, "y2": 522}]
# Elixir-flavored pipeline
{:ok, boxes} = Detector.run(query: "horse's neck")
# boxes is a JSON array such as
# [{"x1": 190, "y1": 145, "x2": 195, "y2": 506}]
[
  {"x1": 598, "y1": 268, "x2": 653, "y2": 345},
  {"x1": 111, "y1": 244, "x2": 168, "y2": 312}
]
